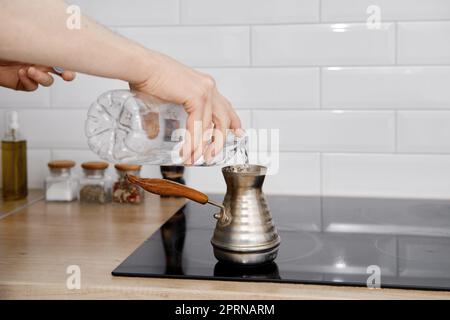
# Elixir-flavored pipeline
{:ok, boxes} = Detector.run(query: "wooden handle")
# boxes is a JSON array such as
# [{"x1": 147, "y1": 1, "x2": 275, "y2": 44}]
[{"x1": 126, "y1": 174, "x2": 209, "y2": 204}]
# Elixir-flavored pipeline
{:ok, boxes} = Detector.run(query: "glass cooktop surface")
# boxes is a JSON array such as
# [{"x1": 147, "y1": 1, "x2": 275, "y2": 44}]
[{"x1": 112, "y1": 195, "x2": 450, "y2": 291}]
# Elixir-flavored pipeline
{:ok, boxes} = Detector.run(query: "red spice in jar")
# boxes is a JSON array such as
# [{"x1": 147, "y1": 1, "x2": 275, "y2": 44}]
[
  {"x1": 113, "y1": 180, "x2": 142, "y2": 204},
  {"x1": 113, "y1": 164, "x2": 143, "y2": 204}
]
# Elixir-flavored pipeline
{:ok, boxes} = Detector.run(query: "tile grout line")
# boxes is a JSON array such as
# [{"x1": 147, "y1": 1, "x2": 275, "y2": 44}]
[
  {"x1": 394, "y1": 22, "x2": 399, "y2": 65},
  {"x1": 319, "y1": 152, "x2": 324, "y2": 197},
  {"x1": 200, "y1": 64, "x2": 450, "y2": 68},
  {"x1": 177, "y1": 0, "x2": 182, "y2": 24},
  {"x1": 5, "y1": 64, "x2": 445, "y2": 74},
  {"x1": 107, "y1": 19, "x2": 450, "y2": 28},
  {"x1": 249, "y1": 25, "x2": 253, "y2": 67},
  {"x1": 319, "y1": 152, "x2": 324, "y2": 230},
  {"x1": 318, "y1": 67, "x2": 322, "y2": 108},
  {"x1": 394, "y1": 110, "x2": 399, "y2": 153},
  {"x1": 318, "y1": 0, "x2": 322, "y2": 23},
  {"x1": 48, "y1": 86, "x2": 53, "y2": 109}
]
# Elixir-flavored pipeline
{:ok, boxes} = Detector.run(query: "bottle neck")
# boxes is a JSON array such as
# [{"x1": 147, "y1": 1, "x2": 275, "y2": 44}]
[
  {"x1": 3, "y1": 111, "x2": 24, "y2": 141},
  {"x1": 3, "y1": 128, "x2": 24, "y2": 142},
  {"x1": 83, "y1": 169, "x2": 106, "y2": 178},
  {"x1": 116, "y1": 170, "x2": 140, "y2": 178},
  {"x1": 50, "y1": 168, "x2": 72, "y2": 177}
]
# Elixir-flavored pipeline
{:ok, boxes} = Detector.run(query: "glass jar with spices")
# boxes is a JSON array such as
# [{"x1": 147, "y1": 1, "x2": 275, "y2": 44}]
[
  {"x1": 79, "y1": 161, "x2": 112, "y2": 204},
  {"x1": 45, "y1": 160, "x2": 78, "y2": 202},
  {"x1": 113, "y1": 163, "x2": 144, "y2": 204}
]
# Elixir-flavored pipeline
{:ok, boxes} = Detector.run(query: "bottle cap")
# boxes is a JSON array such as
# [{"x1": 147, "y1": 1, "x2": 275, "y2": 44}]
[
  {"x1": 81, "y1": 161, "x2": 109, "y2": 170},
  {"x1": 7, "y1": 110, "x2": 19, "y2": 131},
  {"x1": 114, "y1": 163, "x2": 142, "y2": 172},
  {"x1": 48, "y1": 160, "x2": 76, "y2": 169}
]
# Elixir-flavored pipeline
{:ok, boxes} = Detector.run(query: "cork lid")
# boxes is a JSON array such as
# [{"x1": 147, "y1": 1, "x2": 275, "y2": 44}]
[
  {"x1": 81, "y1": 161, "x2": 109, "y2": 170},
  {"x1": 114, "y1": 163, "x2": 142, "y2": 172},
  {"x1": 48, "y1": 160, "x2": 76, "y2": 169}
]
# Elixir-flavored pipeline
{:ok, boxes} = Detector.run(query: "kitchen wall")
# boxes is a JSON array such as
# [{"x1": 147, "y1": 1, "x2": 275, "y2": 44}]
[{"x1": 1, "y1": 0, "x2": 450, "y2": 198}]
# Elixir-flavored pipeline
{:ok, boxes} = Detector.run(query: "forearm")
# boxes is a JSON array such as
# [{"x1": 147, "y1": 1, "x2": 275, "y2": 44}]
[{"x1": 0, "y1": 0, "x2": 156, "y2": 84}]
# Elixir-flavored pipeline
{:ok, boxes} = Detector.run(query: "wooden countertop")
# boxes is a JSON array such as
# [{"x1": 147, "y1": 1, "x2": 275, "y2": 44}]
[
  {"x1": 0, "y1": 189, "x2": 44, "y2": 218},
  {"x1": 1, "y1": 193, "x2": 450, "y2": 300}
]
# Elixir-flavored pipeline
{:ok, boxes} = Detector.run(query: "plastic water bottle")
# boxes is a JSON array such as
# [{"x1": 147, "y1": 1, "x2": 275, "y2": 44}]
[{"x1": 85, "y1": 90, "x2": 247, "y2": 165}]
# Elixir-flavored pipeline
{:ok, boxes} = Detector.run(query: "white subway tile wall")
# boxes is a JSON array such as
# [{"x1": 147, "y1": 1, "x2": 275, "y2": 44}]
[
  {"x1": 69, "y1": 0, "x2": 180, "y2": 26},
  {"x1": 322, "y1": 154, "x2": 450, "y2": 199},
  {"x1": 0, "y1": 87, "x2": 50, "y2": 108},
  {"x1": 184, "y1": 152, "x2": 321, "y2": 195},
  {"x1": 321, "y1": 0, "x2": 450, "y2": 21},
  {"x1": 0, "y1": 109, "x2": 87, "y2": 149},
  {"x1": 51, "y1": 74, "x2": 127, "y2": 108},
  {"x1": 322, "y1": 67, "x2": 450, "y2": 109},
  {"x1": 27, "y1": 150, "x2": 52, "y2": 189},
  {"x1": 0, "y1": 0, "x2": 449, "y2": 199},
  {"x1": 397, "y1": 111, "x2": 450, "y2": 153},
  {"x1": 252, "y1": 23, "x2": 395, "y2": 66},
  {"x1": 253, "y1": 110, "x2": 395, "y2": 152},
  {"x1": 203, "y1": 68, "x2": 319, "y2": 108},
  {"x1": 118, "y1": 26, "x2": 250, "y2": 67},
  {"x1": 181, "y1": 0, "x2": 319, "y2": 25},
  {"x1": 398, "y1": 22, "x2": 450, "y2": 65}
]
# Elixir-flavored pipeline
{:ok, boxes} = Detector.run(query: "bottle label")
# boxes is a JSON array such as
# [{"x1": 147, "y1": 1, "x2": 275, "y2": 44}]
[{"x1": 164, "y1": 119, "x2": 181, "y2": 142}]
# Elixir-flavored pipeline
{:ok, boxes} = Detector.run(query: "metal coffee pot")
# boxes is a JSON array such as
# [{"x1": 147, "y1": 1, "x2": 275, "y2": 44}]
[{"x1": 127, "y1": 165, "x2": 281, "y2": 265}]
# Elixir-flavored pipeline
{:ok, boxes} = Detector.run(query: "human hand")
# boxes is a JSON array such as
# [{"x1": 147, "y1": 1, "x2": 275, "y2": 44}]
[
  {"x1": 0, "y1": 60, "x2": 76, "y2": 91},
  {"x1": 129, "y1": 52, "x2": 242, "y2": 164}
]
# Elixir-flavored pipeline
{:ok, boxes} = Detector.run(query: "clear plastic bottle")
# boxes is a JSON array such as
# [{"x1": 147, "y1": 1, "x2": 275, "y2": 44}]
[{"x1": 85, "y1": 90, "x2": 247, "y2": 166}]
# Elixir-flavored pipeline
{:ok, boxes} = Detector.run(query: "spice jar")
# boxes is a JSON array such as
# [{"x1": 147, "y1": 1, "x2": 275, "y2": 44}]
[
  {"x1": 79, "y1": 161, "x2": 112, "y2": 204},
  {"x1": 160, "y1": 166, "x2": 185, "y2": 184},
  {"x1": 159, "y1": 166, "x2": 185, "y2": 198},
  {"x1": 113, "y1": 164, "x2": 144, "y2": 204},
  {"x1": 45, "y1": 160, "x2": 78, "y2": 202}
]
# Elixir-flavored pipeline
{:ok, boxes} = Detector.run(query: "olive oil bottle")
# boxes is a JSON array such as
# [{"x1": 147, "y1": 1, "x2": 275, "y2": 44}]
[{"x1": 2, "y1": 111, "x2": 27, "y2": 200}]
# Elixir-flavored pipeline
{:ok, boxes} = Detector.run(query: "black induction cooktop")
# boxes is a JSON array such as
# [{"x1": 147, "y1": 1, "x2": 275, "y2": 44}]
[{"x1": 112, "y1": 195, "x2": 450, "y2": 291}]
